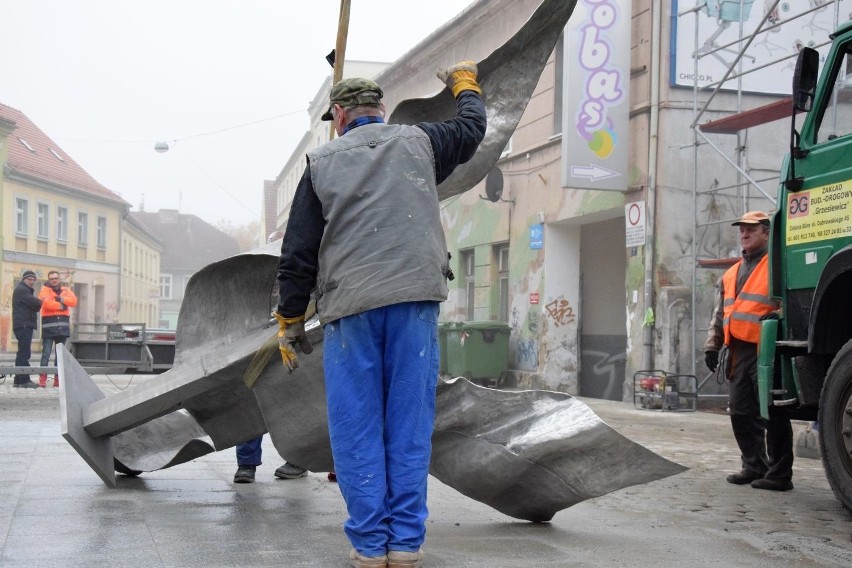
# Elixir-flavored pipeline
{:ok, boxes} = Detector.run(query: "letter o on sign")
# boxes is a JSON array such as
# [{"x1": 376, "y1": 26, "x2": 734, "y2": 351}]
[{"x1": 627, "y1": 203, "x2": 642, "y2": 226}]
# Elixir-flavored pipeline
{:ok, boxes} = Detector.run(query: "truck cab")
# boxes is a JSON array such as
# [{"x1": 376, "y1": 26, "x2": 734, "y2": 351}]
[{"x1": 761, "y1": 19, "x2": 852, "y2": 511}]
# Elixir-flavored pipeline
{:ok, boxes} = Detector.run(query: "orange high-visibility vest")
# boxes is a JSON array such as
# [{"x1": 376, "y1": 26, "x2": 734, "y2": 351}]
[{"x1": 722, "y1": 255, "x2": 774, "y2": 344}]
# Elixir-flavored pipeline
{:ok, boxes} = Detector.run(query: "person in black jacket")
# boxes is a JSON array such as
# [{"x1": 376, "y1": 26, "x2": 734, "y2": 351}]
[{"x1": 12, "y1": 271, "x2": 42, "y2": 388}]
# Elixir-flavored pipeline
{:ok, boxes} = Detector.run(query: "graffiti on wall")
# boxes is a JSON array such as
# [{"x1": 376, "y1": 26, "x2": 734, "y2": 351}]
[
  {"x1": 511, "y1": 305, "x2": 541, "y2": 371},
  {"x1": 544, "y1": 296, "x2": 576, "y2": 327},
  {"x1": 516, "y1": 337, "x2": 539, "y2": 371},
  {"x1": 580, "y1": 345, "x2": 627, "y2": 400},
  {"x1": 106, "y1": 301, "x2": 119, "y2": 323}
]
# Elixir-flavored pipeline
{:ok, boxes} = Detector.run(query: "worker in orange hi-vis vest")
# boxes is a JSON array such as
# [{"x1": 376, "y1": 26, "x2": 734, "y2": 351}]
[
  {"x1": 37, "y1": 270, "x2": 77, "y2": 388},
  {"x1": 704, "y1": 211, "x2": 793, "y2": 492}
]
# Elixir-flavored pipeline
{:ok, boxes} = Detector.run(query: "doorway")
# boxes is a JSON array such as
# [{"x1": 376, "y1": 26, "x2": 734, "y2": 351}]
[
  {"x1": 579, "y1": 217, "x2": 627, "y2": 400},
  {"x1": 74, "y1": 283, "x2": 88, "y2": 325}
]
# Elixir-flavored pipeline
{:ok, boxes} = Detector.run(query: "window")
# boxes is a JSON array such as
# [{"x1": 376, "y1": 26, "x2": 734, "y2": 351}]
[
  {"x1": 817, "y1": 49, "x2": 852, "y2": 143},
  {"x1": 97, "y1": 216, "x2": 107, "y2": 248},
  {"x1": 460, "y1": 249, "x2": 475, "y2": 320},
  {"x1": 37, "y1": 203, "x2": 49, "y2": 239},
  {"x1": 57, "y1": 207, "x2": 68, "y2": 242},
  {"x1": 15, "y1": 198, "x2": 29, "y2": 235},
  {"x1": 160, "y1": 274, "x2": 173, "y2": 299},
  {"x1": 495, "y1": 244, "x2": 510, "y2": 322},
  {"x1": 78, "y1": 211, "x2": 88, "y2": 245},
  {"x1": 500, "y1": 137, "x2": 512, "y2": 159},
  {"x1": 17, "y1": 137, "x2": 35, "y2": 152},
  {"x1": 553, "y1": 31, "x2": 564, "y2": 135}
]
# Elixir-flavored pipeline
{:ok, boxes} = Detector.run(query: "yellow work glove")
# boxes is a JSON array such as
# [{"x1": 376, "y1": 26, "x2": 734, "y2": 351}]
[
  {"x1": 273, "y1": 312, "x2": 313, "y2": 373},
  {"x1": 436, "y1": 60, "x2": 482, "y2": 97}
]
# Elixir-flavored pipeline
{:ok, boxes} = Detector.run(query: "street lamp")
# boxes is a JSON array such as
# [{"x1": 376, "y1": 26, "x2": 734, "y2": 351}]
[{"x1": 154, "y1": 140, "x2": 175, "y2": 153}]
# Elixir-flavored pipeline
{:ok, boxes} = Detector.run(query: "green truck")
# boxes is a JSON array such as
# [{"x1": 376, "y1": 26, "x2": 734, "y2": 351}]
[{"x1": 758, "y1": 20, "x2": 852, "y2": 512}]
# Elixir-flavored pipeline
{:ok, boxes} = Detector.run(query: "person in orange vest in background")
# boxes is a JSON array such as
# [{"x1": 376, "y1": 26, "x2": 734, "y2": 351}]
[
  {"x1": 704, "y1": 211, "x2": 794, "y2": 491},
  {"x1": 38, "y1": 270, "x2": 78, "y2": 387}
]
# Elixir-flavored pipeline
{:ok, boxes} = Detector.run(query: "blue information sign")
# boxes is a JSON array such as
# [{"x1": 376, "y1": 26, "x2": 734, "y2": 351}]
[{"x1": 530, "y1": 223, "x2": 543, "y2": 249}]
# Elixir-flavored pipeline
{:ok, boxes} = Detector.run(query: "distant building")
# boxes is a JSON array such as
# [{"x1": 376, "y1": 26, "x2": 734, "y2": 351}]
[
  {"x1": 132, "y1": 209, "x2": 239, "y2": 328},
  {"x1": 261, "y1": 179, "x2": 276, "y2": 245},
  {"x1": 0, "y1": 102, "x2": 129, "y2": 353},
  {"x1": 119, "y1": 214, "x2": 163, "y2": 327}
]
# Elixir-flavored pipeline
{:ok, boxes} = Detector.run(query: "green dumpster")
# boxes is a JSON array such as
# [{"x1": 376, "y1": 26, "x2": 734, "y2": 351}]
[
  {"x1": 437, "y1": 322, "x2": 458, "y2": 375},
  {"x1": 445, "y1": 321, "x2": 511, "y2": 382}
]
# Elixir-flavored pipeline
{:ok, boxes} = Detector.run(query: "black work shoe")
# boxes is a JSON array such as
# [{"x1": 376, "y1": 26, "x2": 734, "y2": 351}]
[
  {"x1": 12, "y1": 381, "x2": 40, "y2": 389},
  {"x1": 274, "y1": 462, "x2": 308, "y2": 479},
  {"x1": 234, "y1": 465, "x2": 256, "y2": 483},
  {"x1": 751, "y1": 478, "x2": 793, "y2": 491},
  {"x1": 726, "y1": 471, "x2": 765, "y2": 485}
]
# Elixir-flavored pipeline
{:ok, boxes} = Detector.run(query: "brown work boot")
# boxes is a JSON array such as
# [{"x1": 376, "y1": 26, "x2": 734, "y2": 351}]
[
  {"x1": 349, "y1": 549, "x2": 387, "y2": 568},
  {"x1": 388, "y1": 550, "x2": 424, "y2": 567},
  {"x1": 726, "y1": 470, "x2": 764, "y2": 485},
  {"x1": 38, "y1": 374, "x2": 47, "y2": 388}
]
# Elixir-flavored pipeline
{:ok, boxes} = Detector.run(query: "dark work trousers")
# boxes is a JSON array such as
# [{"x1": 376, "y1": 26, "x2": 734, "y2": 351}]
[
  {"x1": 13, "y1": 326, "x2": 34, "y2": 384},
  {"x1": 40, "y1": 335, "x2": 67, "y2": 367},
  {"x1": 727, "y1": 338, "x2": 794, "y2": 480},
  {"x1": 236, "y1": 436, "x2": 263, "y2": 466}
]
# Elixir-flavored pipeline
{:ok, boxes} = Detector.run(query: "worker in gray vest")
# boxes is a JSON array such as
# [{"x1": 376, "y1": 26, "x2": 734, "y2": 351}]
[{"x1": 274, "y1": 63, "x2": 486, "y2": 568}]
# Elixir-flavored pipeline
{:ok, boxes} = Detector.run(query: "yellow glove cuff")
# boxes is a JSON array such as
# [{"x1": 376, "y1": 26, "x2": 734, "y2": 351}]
[
  {"x1": 274, "y1": 312, "x2": 305, "y2": 326},
  {"x1": 450, "y1": 71, "x2": 482, "y2": 97}
]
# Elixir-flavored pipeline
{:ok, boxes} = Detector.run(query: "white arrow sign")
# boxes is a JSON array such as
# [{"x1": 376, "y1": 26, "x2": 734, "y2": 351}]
[{"x1": 570, "y1": 164, "x2": 620, "y2": 181}]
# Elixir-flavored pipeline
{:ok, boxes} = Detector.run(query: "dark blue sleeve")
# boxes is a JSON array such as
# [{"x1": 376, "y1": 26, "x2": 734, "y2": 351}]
[
  {"x1": 416, "y1": 91, "x2": 486, "y2": 185},
  {"x1": 276, "y1": 163, "x2": 324, "y2": 318}
]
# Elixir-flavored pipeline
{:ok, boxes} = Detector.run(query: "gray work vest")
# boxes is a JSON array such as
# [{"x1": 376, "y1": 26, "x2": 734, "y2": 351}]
[{"x1": 307, "y1": 123, "x2": 449, "y2": 324}]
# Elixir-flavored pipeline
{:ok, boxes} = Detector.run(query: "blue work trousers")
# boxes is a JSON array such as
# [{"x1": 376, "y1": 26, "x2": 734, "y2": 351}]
[
  {"x1": 323, "y1": 301, "x2": 439, "y2": 557},
  {"x1": 236, "y1": 436, "x2": 263, "y2": 466}
]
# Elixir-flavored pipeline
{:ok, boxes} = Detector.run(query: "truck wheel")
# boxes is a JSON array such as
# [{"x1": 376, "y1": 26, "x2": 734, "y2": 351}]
[{"x1": 819, "y1": 338, "x2": 852, "y2": 513}]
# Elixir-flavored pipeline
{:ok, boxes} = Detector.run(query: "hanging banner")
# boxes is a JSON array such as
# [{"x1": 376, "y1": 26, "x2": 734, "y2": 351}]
[{"x1": 563, "y1": 0, "x2": 631, "y2": 191}]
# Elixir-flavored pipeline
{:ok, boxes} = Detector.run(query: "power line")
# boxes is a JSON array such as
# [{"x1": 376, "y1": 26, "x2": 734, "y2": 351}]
[
  {"x1": 56, "y1": 108, "x2": 306, "y2": 145},
  {"x1": 179, "y1": 146, "x2": 261, "y2": 221}
]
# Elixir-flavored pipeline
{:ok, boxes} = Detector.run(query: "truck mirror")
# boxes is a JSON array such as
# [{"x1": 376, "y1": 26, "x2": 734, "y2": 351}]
[{"x1": 793, "y1": 47, "x2": 819, "y2": 112}]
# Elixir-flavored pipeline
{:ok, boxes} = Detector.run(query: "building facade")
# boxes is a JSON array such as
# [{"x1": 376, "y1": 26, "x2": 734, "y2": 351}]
[
  {"x1": 119, "y1": 214, "x2": 162, "y2": 327},
  {"x1": 0, "y1": 102, "x2": 129, "y2": 353},
  {"x1": 269, "y1": 0, "x2": 805, "y2": 400},
  {"x1": 132, "y1": 209, "x2": 239, "y2": 329}
]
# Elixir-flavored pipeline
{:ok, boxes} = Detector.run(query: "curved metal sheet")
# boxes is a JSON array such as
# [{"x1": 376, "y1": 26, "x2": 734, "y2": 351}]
[
  {"x1": 389, "y1": 0, "x2": 578, "y2": 201},
  {"x1": 430, "y1": 379, "x2": 686, "y2": 522},
  {"x1": 94, "y1": 245, "x2": 685, "y2": 522},
  {"x1": 113, "y1": 410, "x2": 215, "y2": 472}
]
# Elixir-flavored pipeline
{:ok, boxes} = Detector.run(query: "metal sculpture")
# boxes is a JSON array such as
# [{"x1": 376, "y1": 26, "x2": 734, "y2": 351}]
[
  {"x1": 58, "y1": 0, "x2": 687, "y2": 523},
  {"x1": 60, "y1": 243, "x2": 685, "y2": 523}
]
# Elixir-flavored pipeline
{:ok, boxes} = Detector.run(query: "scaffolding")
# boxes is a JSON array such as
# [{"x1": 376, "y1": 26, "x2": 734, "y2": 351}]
[{"x1": 678, "y1": 0, "x2": 843, "y2": 383}]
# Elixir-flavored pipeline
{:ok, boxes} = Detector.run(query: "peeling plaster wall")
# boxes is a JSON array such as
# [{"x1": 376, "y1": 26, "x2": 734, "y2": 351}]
[{"x1": 384, "y1": 0, "x2": 798, "y2": 398}]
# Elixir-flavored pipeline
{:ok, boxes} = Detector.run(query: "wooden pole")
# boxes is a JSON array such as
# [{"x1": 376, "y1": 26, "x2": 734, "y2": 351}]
[
  {"x1": 330, "y1": 0, "x2": 351, "y2": 139},
  {"x1": 334, "y1": 0, "x2": 351, "y2": 84}
]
